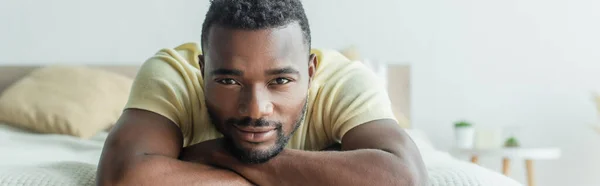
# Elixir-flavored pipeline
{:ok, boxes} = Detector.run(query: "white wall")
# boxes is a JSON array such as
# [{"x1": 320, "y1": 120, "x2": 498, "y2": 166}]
[
  {"x1": 2, "y1": 0, "x2": 600, "y2": 185},
  {"x1": 0, "y1": 0, "x2": 210, "y2": 64}
]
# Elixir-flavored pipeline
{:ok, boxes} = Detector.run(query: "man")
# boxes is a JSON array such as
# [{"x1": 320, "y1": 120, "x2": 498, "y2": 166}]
[{"x1": 96, "y1": 0, "x2": 427, "y2": 185}]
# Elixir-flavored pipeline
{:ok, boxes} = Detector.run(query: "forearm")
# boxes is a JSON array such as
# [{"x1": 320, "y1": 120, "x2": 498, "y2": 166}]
[
  {"x1": 99, "y1": 154, "x2": 252, "y2": 186},
  {"x1": 237, "y1": 149, "x2": 418, "y2": 186}
]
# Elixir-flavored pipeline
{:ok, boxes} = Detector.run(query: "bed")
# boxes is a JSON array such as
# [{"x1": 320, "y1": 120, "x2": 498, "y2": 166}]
[{"x1": 0, "y1": 65, "x2": 522, "y2": 186}]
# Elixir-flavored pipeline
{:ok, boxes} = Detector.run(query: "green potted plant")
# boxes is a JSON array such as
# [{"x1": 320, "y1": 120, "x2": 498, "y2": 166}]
[
  {"x1": 504, "y1": 136, "x2": 520, "y2": 148},
  {"x1": 454, "y1": 120, "x2": 475, "y2": 149}
]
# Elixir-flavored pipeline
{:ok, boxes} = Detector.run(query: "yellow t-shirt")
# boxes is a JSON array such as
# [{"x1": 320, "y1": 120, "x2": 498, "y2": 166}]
[{"x1": 125, "y1": 42, "x2": 398, "y2": 151}]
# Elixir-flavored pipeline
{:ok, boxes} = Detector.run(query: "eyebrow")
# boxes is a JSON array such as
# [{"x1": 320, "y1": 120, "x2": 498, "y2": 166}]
[
  {"x1": 210, "y1": 68, "x2": 243, "y2": 76},
  {"x1": 266, "y1": 67, "x2": 300, "y2": 76}
]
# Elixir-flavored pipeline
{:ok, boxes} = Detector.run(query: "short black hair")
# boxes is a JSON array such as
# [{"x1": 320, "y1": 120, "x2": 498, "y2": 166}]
[{"x1": 201, "y1": 0, "x2": 311, "y2": 53}]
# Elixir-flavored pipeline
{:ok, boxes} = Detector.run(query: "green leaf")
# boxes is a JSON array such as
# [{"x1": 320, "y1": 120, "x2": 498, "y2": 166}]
[
  {"x1": 504, "y1": 137, "x2": 520, "y2": 148},
  {"x1": 454, "y1": 120, "x2": 472, "y2": 128}
]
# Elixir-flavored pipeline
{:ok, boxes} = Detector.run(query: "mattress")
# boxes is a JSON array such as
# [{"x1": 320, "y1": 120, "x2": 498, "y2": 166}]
[
  {"x1": 0, "y1": 123, "x2": 522, "y2": 186},
  {"x1": 0, "y1": 124, "x2": 104, "y2": 186}
]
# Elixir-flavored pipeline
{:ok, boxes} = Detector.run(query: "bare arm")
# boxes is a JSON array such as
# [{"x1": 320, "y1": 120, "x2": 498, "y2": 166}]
[
  {"x1": 96, "y1": 109, "x2": 253, "y2": 186},
  {"x1": 206, "y1": 119, "x2": 428, "y2": 186}
]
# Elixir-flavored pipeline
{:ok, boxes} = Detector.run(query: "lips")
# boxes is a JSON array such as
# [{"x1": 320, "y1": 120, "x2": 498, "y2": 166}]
[
  {"x1": 233, "y1": 125, "x2": 277, "y2": 143},
  {"x1": 234, "y1": 125, "x2": 276, "y2": 132}
]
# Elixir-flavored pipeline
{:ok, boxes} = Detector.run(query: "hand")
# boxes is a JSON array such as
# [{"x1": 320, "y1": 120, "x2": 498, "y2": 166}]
[
  {"x1": 180, "y1": 138, "x2": 248, "y2": 170},
  {"x1": 179, "y1": 138, "x2": 230, "y2": 165},
  {"x1": 179, "y1": 139, "x2": 259, "y2": 186},
  {"x1": 180, "y1": 138, "x2": 280, "y2": 186}
]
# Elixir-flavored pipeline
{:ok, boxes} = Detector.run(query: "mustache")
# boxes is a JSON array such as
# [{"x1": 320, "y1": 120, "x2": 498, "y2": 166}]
[{"x1": 226, "y1": 117, "x2": 282, "y2": 128}]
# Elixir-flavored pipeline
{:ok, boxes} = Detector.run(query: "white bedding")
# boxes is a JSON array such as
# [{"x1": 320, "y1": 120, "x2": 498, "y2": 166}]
[
  {"x1": 406, "y1": 130, "x2": 523, "y2": 186},
  {"x1": 0, "y1": 124, "x2": 522, "y2": 186}
]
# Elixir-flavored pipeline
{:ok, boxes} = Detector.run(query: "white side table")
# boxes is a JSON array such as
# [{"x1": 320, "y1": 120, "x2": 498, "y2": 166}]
[{"x1": 454, "y1": 147, "x2": 561, "y2": 186}]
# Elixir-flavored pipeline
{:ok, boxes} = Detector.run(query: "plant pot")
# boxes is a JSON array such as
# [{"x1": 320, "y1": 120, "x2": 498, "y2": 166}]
[{"x1": 455, "y1": 127, "x2": 475, "y2": 149}]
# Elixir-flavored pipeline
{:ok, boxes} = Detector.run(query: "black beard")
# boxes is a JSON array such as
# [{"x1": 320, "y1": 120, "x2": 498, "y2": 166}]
[
  {"x1": 208, "y1": 99, "x2": 308, "y2": 164},
  {"x1": 223, "y1": 125, "x2": 287, "y2": 164}
]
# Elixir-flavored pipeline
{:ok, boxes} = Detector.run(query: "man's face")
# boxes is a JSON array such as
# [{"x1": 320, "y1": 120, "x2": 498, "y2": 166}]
[{"x1": 201, "y1": 23, "x2": 315, "y2": 164}]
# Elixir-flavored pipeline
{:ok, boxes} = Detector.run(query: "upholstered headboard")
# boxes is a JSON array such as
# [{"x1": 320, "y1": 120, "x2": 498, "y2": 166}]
[
  {"x1": 0, "y1": 64, "x2": 411, "y2": 127},
  {"x1": 386, "y1": 65, "x2": 411, "y2": 127}
]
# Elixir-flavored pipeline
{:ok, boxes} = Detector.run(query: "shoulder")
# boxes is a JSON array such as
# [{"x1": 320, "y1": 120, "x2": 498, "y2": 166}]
[
  {"x1": 135, "y1": 42, "x2": 204, "y2": 85},
  {"x1": 126, "y1": 43, "x2": 205, "y2": 125},
  {"x1": 147, "y1": 42, "x2": 202, "y2": 69},
  {"x1": 126, "y1": 43, "x2": 207, "y2": 146},
  {"x1": 306, "y1": 49, "x2": 395, "y2": 142}
]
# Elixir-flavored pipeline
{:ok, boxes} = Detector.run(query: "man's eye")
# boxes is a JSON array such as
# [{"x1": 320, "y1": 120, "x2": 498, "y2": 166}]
[
  {"x1": 272, "y1": 78, "x2": 291, "y2": 85},
  {"x1": 218, "y1": 79, "x2": 238, "y2": 85}
]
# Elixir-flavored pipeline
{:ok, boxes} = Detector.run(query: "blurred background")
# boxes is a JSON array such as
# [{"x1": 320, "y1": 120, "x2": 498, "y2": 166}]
[{"x1": 1, "y1": 0, "x2": 600, "y2": 185}]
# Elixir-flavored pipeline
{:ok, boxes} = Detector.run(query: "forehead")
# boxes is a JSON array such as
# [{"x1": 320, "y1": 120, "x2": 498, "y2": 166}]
[{"x1": 204, "y1": 23, "x2": 307, "y2": 68}]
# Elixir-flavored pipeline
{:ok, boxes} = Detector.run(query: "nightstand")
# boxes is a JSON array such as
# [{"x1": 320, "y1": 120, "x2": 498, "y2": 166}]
[{"x1": 454, "y1": 147, "x2": 561, "y2": 186}]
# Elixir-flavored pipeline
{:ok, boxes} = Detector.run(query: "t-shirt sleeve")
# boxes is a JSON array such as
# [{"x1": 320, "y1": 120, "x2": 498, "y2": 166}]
[
  {"x1": 124, "y1": 54, "x2": 192, "y2": 134},
  {"x1": 324, "y1": 62, "x2": 397, "y2": 142}
]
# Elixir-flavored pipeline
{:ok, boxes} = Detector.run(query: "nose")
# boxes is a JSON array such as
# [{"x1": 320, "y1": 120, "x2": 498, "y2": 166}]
[{"x1": 239, "y1": 85, "x2": 274, "y2": 118}]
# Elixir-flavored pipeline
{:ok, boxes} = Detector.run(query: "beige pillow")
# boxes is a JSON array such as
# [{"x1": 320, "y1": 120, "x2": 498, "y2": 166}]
[{"x1": 0, "y1": 66, "x2": 133, "y2": 138}]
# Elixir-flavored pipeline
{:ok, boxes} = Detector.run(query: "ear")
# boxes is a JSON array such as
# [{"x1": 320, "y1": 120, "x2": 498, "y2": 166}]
[
  {"x1": 308, "y1": 53, "x2": 317, "y2": 84},
  {"x1": 198, "y1": 54, "x2": 205, "y2": 77}
]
